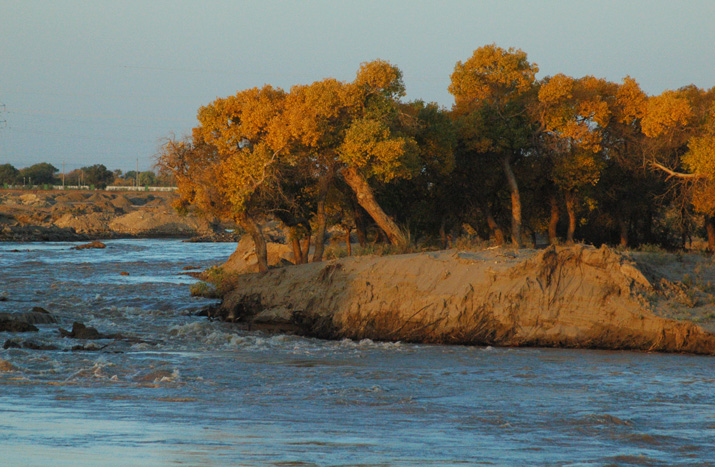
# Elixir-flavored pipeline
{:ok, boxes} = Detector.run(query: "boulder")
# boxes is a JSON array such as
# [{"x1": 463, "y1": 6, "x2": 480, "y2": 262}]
[
  {"x1": 59, "y1": 322, "x2": 104, "y2": 339},
  {"x1": 3, "y1": 338, "x2": 58, "y2": 350},
  {"x1": 72, "y1": 240, "x2": 107, "y2": 250},
  {"x1": 221, "y1": 235, "x2": 294, "y2": 275},
  {"x1": 0, "y1": 318, "x2": 38, "y2": 333},
  {"x1": 0, "y1": 358, "x2": 15, "y2": 372},
  {"x1": 0, "y1": 310, "x2": 57, "y2": 325}
]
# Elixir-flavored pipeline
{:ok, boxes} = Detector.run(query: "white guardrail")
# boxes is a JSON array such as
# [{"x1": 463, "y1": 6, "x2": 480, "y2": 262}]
[
  {"x1": 45, "y1": 185, "x2": 178, "y2": 192},
  {"x1": 3, "y1": 185, "x2": 177, "y2": 192},
  {"x1": 105, "y1": 186, "x2": 177, "y2": 192}
]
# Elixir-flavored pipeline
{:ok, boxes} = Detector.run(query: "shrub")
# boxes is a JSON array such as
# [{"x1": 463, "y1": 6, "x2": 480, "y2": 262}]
[{"x1": 189, "y1": 281, "x2": 218, "y2": 298}]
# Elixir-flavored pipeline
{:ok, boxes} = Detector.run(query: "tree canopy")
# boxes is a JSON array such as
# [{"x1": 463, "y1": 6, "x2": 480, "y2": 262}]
[
  {"x1": 157, "y1": 48, "x2": 715, "y2": 258},
  {"x1": 0, "y1": 164, "x2": 19, "y2": 185},
  {"x1": 19, "y1": 163, "x2": 58, "y2": 185}
]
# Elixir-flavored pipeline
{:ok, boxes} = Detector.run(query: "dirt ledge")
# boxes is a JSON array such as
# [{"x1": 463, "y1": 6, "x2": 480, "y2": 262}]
[{"x1": 216, "y1": 244, "x2": 715, "y2": 355}]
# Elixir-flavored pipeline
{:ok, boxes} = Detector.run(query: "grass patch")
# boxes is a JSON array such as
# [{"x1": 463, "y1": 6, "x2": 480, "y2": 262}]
[
  {"x1": 190, "y1": 266, "x2": 240, "y2": 298},
  {"x1": 190, "y1": 281, "x2": 218, "y2": 298}
]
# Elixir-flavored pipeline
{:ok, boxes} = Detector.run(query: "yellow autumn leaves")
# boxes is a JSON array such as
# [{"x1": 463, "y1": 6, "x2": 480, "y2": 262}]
[{"x1": 160, "y1": 43, "x2": 715, "y2": 257}]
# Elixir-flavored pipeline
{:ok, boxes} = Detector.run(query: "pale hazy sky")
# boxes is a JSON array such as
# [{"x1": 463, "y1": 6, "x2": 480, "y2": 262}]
[{"x1": 1, "y1": 0, "x2": 714, "y2": 173}]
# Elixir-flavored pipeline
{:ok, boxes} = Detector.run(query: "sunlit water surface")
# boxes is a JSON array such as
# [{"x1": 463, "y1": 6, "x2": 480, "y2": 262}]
[{"x1": 1, "y1": 239, "x2": 714, "y2": 466}]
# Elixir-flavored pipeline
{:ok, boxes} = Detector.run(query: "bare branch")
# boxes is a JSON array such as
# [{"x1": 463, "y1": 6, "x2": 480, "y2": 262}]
[{"x1": 651, "y1": 162, "x2": 705, "y2": 180}]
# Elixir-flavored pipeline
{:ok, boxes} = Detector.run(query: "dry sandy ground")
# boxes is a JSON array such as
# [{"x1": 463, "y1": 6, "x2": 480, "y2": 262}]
[
  {"x1": 212, "y1": 244, "x2": 715, "y2": 355},
  {"x1": 0, "y1": 190, "x2": 219, "y2": 240}
]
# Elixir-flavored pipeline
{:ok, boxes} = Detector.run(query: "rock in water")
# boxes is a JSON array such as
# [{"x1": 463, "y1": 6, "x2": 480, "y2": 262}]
[
  {"x1": 59, "y1": 322, "x2": 103, "y2": 339},
  {"x1": 3, "y1": 338, "x2": 58, "y2": 350},
  {"x1": 0, "y1": 311, "x2": 57, "y2": 325},
  {"x1": 71, "y1": 241, "x2": 106, "y2": 250},
  {"x1": 0, "y1": 358, "x2": 15, "y2": 372},
  {"x1": 0, "y1": 318, "x2": 39, "y2": 333}
]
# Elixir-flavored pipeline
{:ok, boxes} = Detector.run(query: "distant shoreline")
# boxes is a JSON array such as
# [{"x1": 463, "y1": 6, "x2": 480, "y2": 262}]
[{"x1": 0, "y1": 190, "x2": 229, "y2": 242}]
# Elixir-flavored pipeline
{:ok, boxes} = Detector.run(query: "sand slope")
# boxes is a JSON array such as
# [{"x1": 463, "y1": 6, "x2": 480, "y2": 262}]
[
  {"x1": 0, "y1": 190, "x2": 219, "y2": 240},
  {"x1": 219, "y1": 245, "x2": 715, "y2": 354}
]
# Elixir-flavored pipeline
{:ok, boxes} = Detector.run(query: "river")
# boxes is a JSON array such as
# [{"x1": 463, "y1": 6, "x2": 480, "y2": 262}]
[{"x1": 1, "y1": 239, "x2": 714, "y2": 466}]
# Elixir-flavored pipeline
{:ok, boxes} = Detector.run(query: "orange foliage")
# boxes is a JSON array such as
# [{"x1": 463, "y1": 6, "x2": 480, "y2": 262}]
[
  {"x1": 641, "y1": 90, "x2": 693, "y2": 138},
  {"x1": 449, "y1": 44, "x2": 538, "y2": 116}
]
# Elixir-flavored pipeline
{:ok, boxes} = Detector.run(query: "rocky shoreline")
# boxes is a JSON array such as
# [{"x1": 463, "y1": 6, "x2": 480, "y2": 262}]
[
  {"x1": 211, "y1": 245, "x2": 715, "y2": 355},
  {"x1": 0, "y1": 189, "x2": 233, "y2": 241}
]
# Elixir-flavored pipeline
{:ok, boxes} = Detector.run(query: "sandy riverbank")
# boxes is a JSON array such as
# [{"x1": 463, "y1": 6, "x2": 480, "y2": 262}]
[{"x1": 212, "y1": 244, "x2": 715, "y2": 355}]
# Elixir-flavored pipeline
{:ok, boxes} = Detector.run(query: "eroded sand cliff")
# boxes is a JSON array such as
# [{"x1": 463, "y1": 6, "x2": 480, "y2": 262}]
[{"x1": 217, "y1": 245, "x2": 715, "y2": 354}]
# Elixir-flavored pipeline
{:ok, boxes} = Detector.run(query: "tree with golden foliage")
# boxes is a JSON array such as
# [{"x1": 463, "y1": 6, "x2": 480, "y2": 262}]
[
  {"x1": 159, "y1": 86, "x2": 288, "y2": 272},
  {"x1": 641, "y1": 86, "x2": 715, "y2": 251},
  {"x1": 596, "y1": 76, "x2": 654, "y2": 247},
  {"x1": 535, "y1": 74, "x2": 615, "y2": 243},
  {"x1": 280, "y1": 64, "x2": 420, "y2": 254},
  {"x1": 161, "y1": 61, "x2": 434, "y2": 271},
  {"x1": 449, "y1": 44, "x2": 539, "y2": 247}
]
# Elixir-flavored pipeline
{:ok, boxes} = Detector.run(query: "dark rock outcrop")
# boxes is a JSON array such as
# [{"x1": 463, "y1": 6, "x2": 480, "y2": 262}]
[
  {"x1": 72, "y1": 240, "x2": 106, "y2": 250},
  {"x1": 59, "y1": 322, "x2": 104, "y2": 339},
  {"x1": 3, "y1": 338, "x2": 59, "y2": 350},
  {"x1": 0, "y1": 318, "x2": 38, "y2": 333},
  {"x1": 0, "y1": 310, "x2": 58, "y2": 325}
]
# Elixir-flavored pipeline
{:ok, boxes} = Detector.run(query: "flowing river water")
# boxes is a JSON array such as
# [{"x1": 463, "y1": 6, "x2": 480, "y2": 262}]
[{"x1": 1, "y1": 239, "x2": 714, "y2": 466}]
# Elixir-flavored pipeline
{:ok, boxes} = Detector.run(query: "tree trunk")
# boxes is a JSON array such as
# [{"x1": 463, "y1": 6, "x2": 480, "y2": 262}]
[
  {"x1": 565, "y1": 190, "x2": 577, "y2": 245},
  {"x1": 344, "y1": 226, "x2": 352, "y2": 256},
  {"x1": 706, "y1": 216, "x2": 715, "y2": 254},
  {"x1": 439, "y1": 219, "x2": 448, "y2": 250},
  {"x1": 644, "y1": 209, "x2": 654, "y2": 245},
  {"x1": 354, "y1": 204, "x2": 368, "y2": 247},
  {"x1": 238, "y1": 215, "x2": 268, "y2": 273},
  {"x1": 502, "y1": 155, "x2": 522, "y2": 248},
  {"x1": 618, "y1": 216, "x2": 629, "y2": 248},
  {"x1": 312, "y1": 170, "x2": 333, "y2": 262},
  {"x1": 291, "y1": 236, "x2": 303, "y2": 264},
  {"x1": 342, "y1": 166, "x2": 407, "y2": 247},
  {"x1": 481, "y1": 202, "x2": 505, "y2": 246},
  {"x1": 301, "y1": 236, "x2": 311, "y2": 264},
  {"x1": 549, "y1": 193, "x2": 559, "y2": 245}
]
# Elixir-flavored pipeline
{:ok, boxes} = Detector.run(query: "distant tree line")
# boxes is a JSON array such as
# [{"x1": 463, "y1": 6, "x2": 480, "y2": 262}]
[
  {"x1": 0, "y1": 163, "x2": 174, "y2": 189},
  {"x1": 158, "y1": 44, "x2": 715, "y2": 269}
]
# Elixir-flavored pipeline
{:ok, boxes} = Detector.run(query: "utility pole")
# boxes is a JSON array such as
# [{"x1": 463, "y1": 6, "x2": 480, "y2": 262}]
[
  {"x1": 0, "y1": 103, "x2": 6, "y2": 163},
  {"x1": 136, "y1": 158, "x2": 139, "y2": 188},
  {"x1": 62, "y1": 161, "x2": 65, "y2": 189}
]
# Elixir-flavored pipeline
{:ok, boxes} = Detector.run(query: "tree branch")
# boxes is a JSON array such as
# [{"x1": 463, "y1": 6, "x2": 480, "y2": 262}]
[{"x1": 651, "y1": 162, "x2": 705, "y2": 180}]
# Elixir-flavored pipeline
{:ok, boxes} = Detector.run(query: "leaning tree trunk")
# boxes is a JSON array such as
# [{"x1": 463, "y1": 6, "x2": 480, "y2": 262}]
[
  {"x1": 291, "y1": 235, "x2": 304, "y2": 264},
  {"x1": 238, "y1": 215, "x2": 269, "y2": 273},
  {"x1": 549, "y1": 193, "x2": 559, "y2": 245},
  {"x1": 501, "y1": 154, "x2": 522, "y2": 248},
  {"x1": 312, "y1": 170, "x2": 333, "y2": 262},
  {"x1": 564, "y1": 190, "x2": 577, "y2": 245},
  {"x1": 706, "y1": 216, "x2": 715, "y2": 254},
  {"x1": 342, "y1": 166, "x2": 407, "y2": 247}
]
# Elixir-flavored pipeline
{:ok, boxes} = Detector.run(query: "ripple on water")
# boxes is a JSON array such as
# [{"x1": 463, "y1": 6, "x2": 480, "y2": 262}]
[{"x1": 2, "y1": 239, "x2": 715, "y2": 466}]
